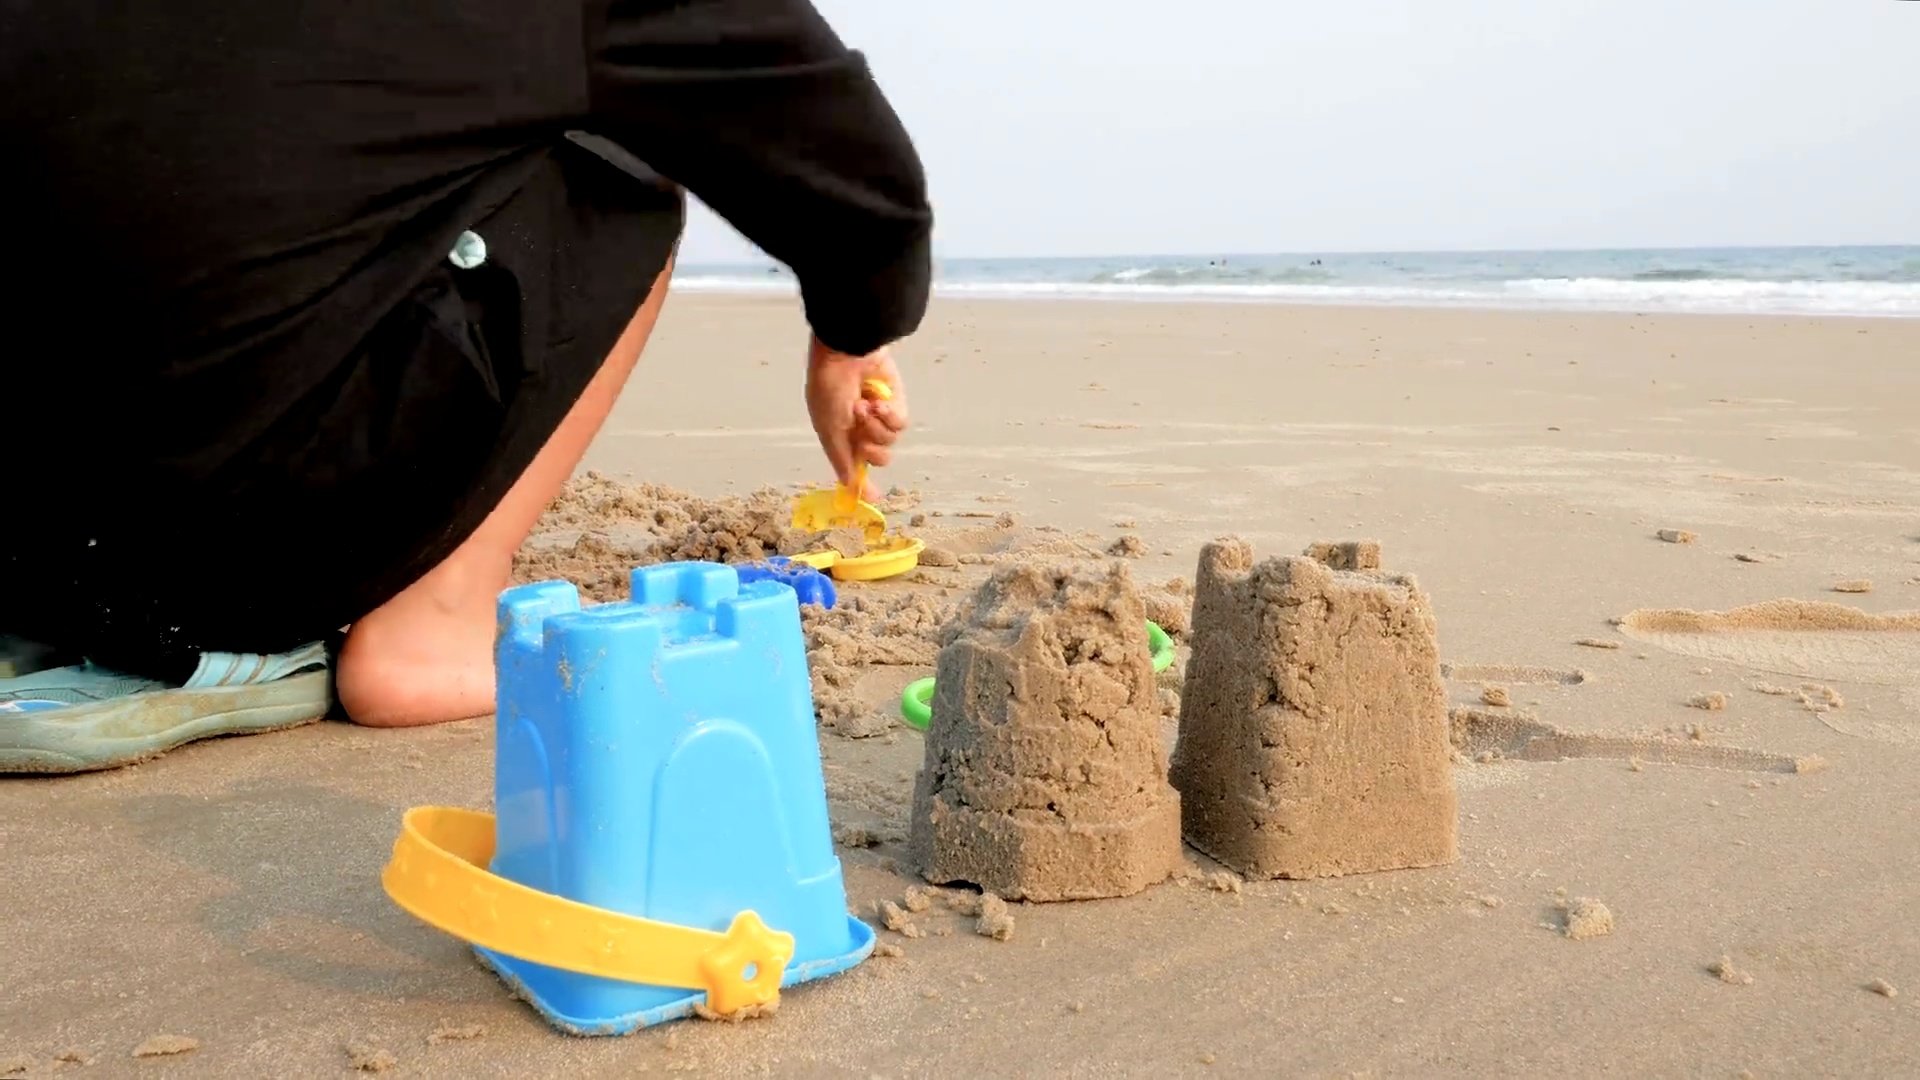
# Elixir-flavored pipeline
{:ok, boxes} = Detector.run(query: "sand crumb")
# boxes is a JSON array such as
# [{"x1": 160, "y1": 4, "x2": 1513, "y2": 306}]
[
  {"x1": 1832, "y1": 579, "x2": 1873, "y2": 594},
  {"x1": 1478, "y1": 894, "x2": 1505, "y2": 908},
  {"x1": 53, "y1": 1049, "x2": 94, "y2": 1067},
  {"x1": 1628, "y1": 756, "x2": 1645, "y2": 772},
  {"x1": 920, "y1": 546, "x2": 960, "y2": 568},
  {"x1": 1733, "y1": 552, "x2": 1774, "y2": 563},
  {"x1": 1708, "y1": 955, "x2": 1755, "y2": 985},
  {"x1": 1481, "y1": 684, "x2": 1512, "y2": 708},
  {"x1": 132, "y1": 1035, "x2": 199, "y2": 1059},
  {"x1": 1867, "y1": 978, "x2": 1898, "y2": 998},
  {"x1": 1751, "y1": 681, "x2": 1845, "y2": 713},
  {"x1": 694, "y1": 1000, "x2": 780, "y2": 1024},
  {"x1": 1794, "y1": 754, "x2": 1830, "y2": 774},
  {"x1": 902, "y1": 885, "x2": 935, "y2": 913},
  {"x1": 1108, "y1": 535, "x2": 1147, "y2": 558},
  {"x1": 1687, "y1": 692, "x2": 1728, "y2": 711},
  {"x1": 1656, "y1": 528, "x2": 1698, "y2": 544},
  {"x1": 1563, "y1": 898, "x2": 1614, "y2": 940},
  {"x1": 1, "y1": 1055, "x2": 32, "y2": 1078},
  {"x1": 346, "y1": 1041, "x2": 397, "y2": 1072},
  {"x1": 975, "y1": 894, "x2": 1016, "y2": 941},
  {"x1": 1800, "y1": 683, "x2": 1844, "y2": 713},
  {"x1": 1574, "y1": 637, "x2": 1622, "y2": 650},
  {"x1": 874, "y1": 941, "x2": 904, "y2": 958},
  {"x1": 834, "y1": 824, "x2": 884, "y2": 848},
  {"x1": 1203, "y1": 870, "x2": 1244, "y2": 893},
  {"x1": 426, "y1": 1022, "x2": 487, "y2": 1046},
  {"x1": 878, "y1": 900, "x2": 922, "y2": 938}
]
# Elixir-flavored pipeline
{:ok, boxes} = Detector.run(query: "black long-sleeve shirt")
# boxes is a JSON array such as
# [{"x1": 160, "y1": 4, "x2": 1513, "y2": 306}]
[
  {"x1": 0, "y1": 0, "x2": 935, "y2": 671},
  {"x1": 1, "y1": 0, "x2": 932, "y2": 377},
  {"x1": 591, "y1": 0, "x2": 934, "y2": 353}
]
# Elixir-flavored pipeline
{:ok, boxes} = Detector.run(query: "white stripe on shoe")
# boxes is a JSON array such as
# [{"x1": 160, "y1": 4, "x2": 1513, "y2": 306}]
[{"x1": 0, "y1": 642, "x2": 333, "y2": 774}]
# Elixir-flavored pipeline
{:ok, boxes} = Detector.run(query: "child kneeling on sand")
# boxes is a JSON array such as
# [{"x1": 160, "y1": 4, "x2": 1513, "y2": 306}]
[{"x1": 0, "y1": 0, "x2": 930, "y2": 773}]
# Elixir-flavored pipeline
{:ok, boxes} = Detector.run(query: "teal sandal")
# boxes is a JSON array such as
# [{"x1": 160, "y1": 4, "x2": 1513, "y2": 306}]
[{"x1": 0, "y1": 640, "x2": 333, "y2": 773}]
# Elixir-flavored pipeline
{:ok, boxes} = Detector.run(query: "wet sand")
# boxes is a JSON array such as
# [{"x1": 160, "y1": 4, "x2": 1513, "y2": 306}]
[{"x1": 4, "y1": 296, "x2": 1918, "y2": 1076}]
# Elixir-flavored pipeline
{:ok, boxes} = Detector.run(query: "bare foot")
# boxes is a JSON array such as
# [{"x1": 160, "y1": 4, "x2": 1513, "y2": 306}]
[
  {"x1": 335, "y1": 556, "x2": 503, "y2": 727},
  {"x1": 337, "y1": 267, "x2": 670, "y2": 726}
]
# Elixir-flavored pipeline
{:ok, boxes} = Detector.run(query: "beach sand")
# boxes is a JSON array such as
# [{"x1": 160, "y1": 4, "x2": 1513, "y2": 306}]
[{"x1": 4, "y1": 296, "x2": 1918, "y2": 1076}]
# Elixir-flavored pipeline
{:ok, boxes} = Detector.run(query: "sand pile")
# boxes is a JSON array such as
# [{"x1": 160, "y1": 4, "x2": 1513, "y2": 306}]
[
  {"x1": 1170, "y1": 538, "x2": 1457, "y2": 879},
  {"x1": 805, "y1": 592, "x2": 958, "y2": 736},
  {"x1": 512, "y1": 474, "x2": 827, "y2": 600},
  {"x1": 1615, "y1": 599, "x2": 1920, "y2": 691},
  {"x1": 1618, "y1": 600, "x2": 1920, "y2": 635},
  {"x1": 907, "y1": 562, "x2": 1183, "y2": 901},
  {"x1": 513, "y1": 475, "x2": 967, "y2": 735}
]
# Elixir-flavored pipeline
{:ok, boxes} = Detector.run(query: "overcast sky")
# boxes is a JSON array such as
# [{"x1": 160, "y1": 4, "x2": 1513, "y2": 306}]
[{"x1": 681, "y1": 0, "x2": 1919, "y2": 261}]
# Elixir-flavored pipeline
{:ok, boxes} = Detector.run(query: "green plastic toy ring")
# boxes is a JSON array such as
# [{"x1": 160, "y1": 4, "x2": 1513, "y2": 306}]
[
  {"x1": 899, "y1": 620, "x2": 1175, "y2": 732},
  {"x1": 1146, "y1": 619, "x2": 1175, "y2": 674},
  {"x1": 900, "y1": 677, "x2": 935, "y2": 731}
]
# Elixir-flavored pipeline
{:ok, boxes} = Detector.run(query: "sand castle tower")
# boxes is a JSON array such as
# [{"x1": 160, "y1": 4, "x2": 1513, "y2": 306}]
[
  {"x1": 1170, "y1": 539, "x2": 1457, "y2": 879},
  {"x1": 908, "y1": 562, "x2": 1183, "y2": 901}
]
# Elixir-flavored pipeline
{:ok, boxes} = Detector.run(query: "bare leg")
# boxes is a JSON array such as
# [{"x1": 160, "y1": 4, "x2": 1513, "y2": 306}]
[{"x1": 335, "y1": 264, "x2": 672, "y2": 727}]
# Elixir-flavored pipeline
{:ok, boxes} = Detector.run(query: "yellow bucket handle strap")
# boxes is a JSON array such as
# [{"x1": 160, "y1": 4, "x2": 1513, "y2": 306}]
[{"x1": 381, "y1": 806, "x2": 794, "y2": 1016}]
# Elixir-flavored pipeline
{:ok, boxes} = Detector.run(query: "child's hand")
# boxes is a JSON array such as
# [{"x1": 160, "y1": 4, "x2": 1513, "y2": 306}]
[{"x1": 805, "y1": 337, "x2": 909, "y2": 499}]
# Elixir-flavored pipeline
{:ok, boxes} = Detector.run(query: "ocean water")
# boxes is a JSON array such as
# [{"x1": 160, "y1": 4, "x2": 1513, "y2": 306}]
[{"x1": 675, "y1": 245, "x2": 1920, "y2": 317}]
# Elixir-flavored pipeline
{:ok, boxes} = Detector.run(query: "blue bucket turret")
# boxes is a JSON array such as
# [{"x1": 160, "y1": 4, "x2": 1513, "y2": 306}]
[{"x1": 483, "y1": 561, "x2": 872, "y2": 1033}]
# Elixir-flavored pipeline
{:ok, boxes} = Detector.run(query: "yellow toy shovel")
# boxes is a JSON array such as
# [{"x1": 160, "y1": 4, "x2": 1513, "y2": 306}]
[
  {"x1": 788, "y1": 378, "x2": 892, "y2": 543},
  {"x1": 787, "y1": 378, "x2": 925, "y2": 582}
]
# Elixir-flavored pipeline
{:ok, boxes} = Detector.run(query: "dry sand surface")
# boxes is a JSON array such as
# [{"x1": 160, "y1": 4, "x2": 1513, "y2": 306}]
[{"x1": 5, "y1": 296, "x2": 1920, "y2": 1077}]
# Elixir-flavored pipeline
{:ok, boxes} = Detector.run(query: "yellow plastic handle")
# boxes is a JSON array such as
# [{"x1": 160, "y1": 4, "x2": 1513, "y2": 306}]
[
  {"x1": 381, "y1": 806, "x2": 794, "y2": 1016},
  {"x1": 842, "y1": 377, "x2": 894, "y2": 513}
]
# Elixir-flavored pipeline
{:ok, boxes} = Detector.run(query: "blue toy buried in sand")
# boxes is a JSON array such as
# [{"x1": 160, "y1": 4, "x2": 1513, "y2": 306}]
[
  {"x1": 734, "y1": 555, "x2": 837, "y2": 609},
  {"x1": 380, "y1": 562, "x2": 873, "y2": 1033}
]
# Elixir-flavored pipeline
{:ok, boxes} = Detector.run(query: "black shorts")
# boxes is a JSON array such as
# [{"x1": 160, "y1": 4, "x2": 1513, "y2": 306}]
[{"x1": 2, "y1": 145, "x2": 682, "y2": 682}]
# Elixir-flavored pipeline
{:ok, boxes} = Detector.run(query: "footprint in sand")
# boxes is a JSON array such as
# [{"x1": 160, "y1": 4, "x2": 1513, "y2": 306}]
[{"x1": 1615, "y1": 600, "x2": 1920, "y2": 745}]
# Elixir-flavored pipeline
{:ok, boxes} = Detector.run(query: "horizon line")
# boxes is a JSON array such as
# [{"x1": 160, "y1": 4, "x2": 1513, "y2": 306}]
[{"x1": 680, "y1": 240, "x2": 1919, "y2": 266}]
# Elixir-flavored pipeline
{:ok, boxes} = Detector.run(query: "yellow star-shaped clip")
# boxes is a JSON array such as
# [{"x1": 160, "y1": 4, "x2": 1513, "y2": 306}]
[{"x1": 697, "y1": 911, "x2": 795, "y2": 1016}]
